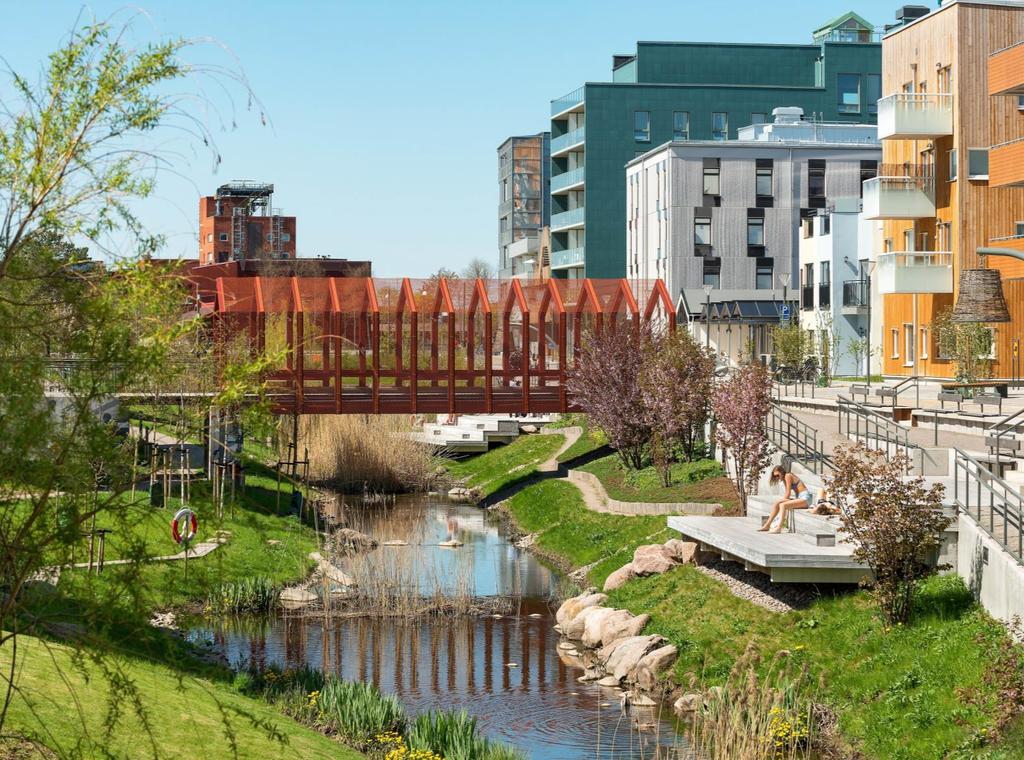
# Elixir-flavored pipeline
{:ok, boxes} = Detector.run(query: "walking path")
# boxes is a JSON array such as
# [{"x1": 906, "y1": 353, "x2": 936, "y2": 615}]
[{"x1": 31, "y1": 537, "x2": 225, "y2": 585}]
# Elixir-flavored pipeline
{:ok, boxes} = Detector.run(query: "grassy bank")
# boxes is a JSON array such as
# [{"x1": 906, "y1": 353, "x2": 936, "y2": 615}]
[
  {"x1": 443, "y1": 433, "x2": 564, "y2": 497},
  {"x1": 449, "y1": 420, "x2": 1024, "y2": 759},
  {"x1": 1, "y1": 633, "x2": 361, "y2": 759},
  {"x1": 578, "y1": 454, "x2": 740, "y2": 510}
]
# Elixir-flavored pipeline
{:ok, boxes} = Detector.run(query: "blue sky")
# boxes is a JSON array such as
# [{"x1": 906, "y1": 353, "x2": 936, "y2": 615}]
[{"x1": 2, "y1": 0, "x2": 902, "y2": 276}]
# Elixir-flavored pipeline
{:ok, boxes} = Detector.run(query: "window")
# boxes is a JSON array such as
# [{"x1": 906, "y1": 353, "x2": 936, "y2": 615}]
[
  {"x1": 865, "y1": 73, "x2": 881, "y2": 114},
  {"x1": 820, "y1": 215, "x2": 831, "y2": 236},
  {"x1": 808, "y1": 160, "x2": 826, "y2": 207},
  {"x1": 206, "y1": 233, "x2": 213, "y2": 243},
  {"x1": 712, "y1": 112, "x2": 728, "y2": 141},
  {"x1": 804, "y1": 263, "x2": 814, "y2": 288},
  {"x1": 904, "y1": 229, "x2": 914, "y2": 251},
  {"x1": 281, "y1": 232, "x2": 291, "y2": 242},
  {"x1": 703, "y1": 272, "x2": 720, "y2": 288},
  {"x1": 891, "y1": 328, "x2": 900, "y2": 359},
  {"x1": 756, "y1": 165, "x2": 773, "y2": 196},
  {"x1": 939, "y1": 222, "x2": 951, "y2": 250},
  {"x1": 673, "y1": 111, "x2": 690, "y2": 140},
  {"x1": 1018, "y1": 94, "x2": 1024, "y2": 111},
  {"x1": 904, "y1": 324, "x2": 915, "y2": 366},
  {"x1": 968, "y1": 148, "x2": 989, "y2": 179},
  {"x1": 948, "y1": 149, "x2": 958, "y2": 181},
  {"x1": 694, "y1": 216, "x2": 712, "y2": 245},
  {"x1": 837, "y1": 73, "x2": 861, "y2": 114},
  {"x1": 703, "y1": 163, "x2": 721, "y2": 196},
  {"x1": 218, "y1": 232, "x2": 228, "y2": 242},
  {"x1": 747, "y1": 217, "x2": 764, "y2": 245},
  {"x1": 1016, "y1": 221, "x2": 1024, "y2": 237},
  {"x1": 756, "y1": 263, "x2": 773, "y2": 289},
  {"x1": 938, "y1": 66, "x2": 953, "y2": 94},
  {"x1": 920, "y1": 326, "x2": 929, "y2": 360},
  {"x1": 634, "y1": 111, "x2": 650, "y2": 142},
  {"x1": 820, "y1": 261, "x2": 831, "y2": 285},
  {"x1": 751, "y1": 112, "x2": 768, "y2": 125}
]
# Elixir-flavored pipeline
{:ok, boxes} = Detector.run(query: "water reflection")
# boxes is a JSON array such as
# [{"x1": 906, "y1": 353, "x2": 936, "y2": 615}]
[{"x1": 191, "y1": 496, "x2": 683, "y2": 759}]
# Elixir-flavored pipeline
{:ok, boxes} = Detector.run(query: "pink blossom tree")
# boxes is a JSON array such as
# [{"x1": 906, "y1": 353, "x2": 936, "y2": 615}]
[
  {"x1": 567, "y1": 323, "x2": 652, "y2": 470},
  {"x1": 640, "y1": 330, "x2": 715, "y2": 485},
  {"x1": 712, "y1": 362, "x2": 772, "y2": 514}
]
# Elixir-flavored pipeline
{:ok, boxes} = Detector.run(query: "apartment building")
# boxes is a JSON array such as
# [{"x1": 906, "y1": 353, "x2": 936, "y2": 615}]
[
  {"x1": 549, "y1": 12, "x2": 881, "y2": 280},
  {"x1": 199, "y1": 182, "x2": 296, "y2": 266},
  {"x1": 497, "y1": 134, "x2": 550, "y2": 280},
  {"x1": 873, "y1": 1, "x2": 1024, "y2": 378}
]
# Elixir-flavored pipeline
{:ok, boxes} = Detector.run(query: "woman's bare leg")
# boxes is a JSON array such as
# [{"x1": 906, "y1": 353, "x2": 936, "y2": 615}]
[
  {"x1": 769, "y1": 499, "x2": 810, "y2": 533},
  {"x1": 758, "y1": 500, "x2": 783, "y2": 531}
]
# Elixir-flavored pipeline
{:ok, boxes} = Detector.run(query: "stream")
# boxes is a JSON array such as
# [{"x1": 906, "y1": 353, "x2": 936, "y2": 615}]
[{"x1": 186, "y1": 494, "x2": 685, "y2": 758}]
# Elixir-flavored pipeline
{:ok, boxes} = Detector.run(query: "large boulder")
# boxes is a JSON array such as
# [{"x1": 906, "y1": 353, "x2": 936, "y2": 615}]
[
  {"x1": 581, "y1": 607, "x2": 620, "y2": 648},
  {"x1": 674, "y1": 693, "x2": 703, "y2": 715},
  {"x1": 556, "y1": 592, "x2": 606, "y2": 627},
  {"x1": 631, "y1": 545, "x2": 678, "y2": 576},
  {"x1": 594, "y1": 609, "x2": 634, "y2": 648},
  {"x1": 631, "y1": 644, "x2": 678, "y2": 690},
  {"x1": 662, "y1": 539, "x2": 698, "y2": 565},
  {"x1": 332, "y1": 528, "x2": 378, "y2": 555},
  {"x1": 564, "y1": 604, "x2": 609, "y2": 639},
  {"x1": 603, "y1": 563, "x2": 637, "y2": 591},
  {"x1": 606, "y1": 635, "x2": 666, "y2": 682}
]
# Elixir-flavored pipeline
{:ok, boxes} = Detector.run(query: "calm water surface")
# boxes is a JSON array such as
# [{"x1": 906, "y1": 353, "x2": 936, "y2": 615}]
[{"x1": 188, "y1": 495, "x2": 684, "y2": 759}]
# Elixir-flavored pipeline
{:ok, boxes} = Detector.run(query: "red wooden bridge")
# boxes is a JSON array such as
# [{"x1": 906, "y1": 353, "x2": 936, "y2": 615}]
[{"x1": 189, "y1": 267, "x2": 675, "y2": 415}]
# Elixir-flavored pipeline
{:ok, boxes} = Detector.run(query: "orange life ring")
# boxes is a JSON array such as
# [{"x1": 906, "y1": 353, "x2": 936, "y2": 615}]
[{"x1": 171, "y1": 508, "x2": 198, "y2": 544}]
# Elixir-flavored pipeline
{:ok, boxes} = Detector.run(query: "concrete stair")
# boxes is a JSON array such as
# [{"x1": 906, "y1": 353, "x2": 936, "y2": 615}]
[
  {"x1": 410, "y1": 414, "x2": 554, "y2": 452},
  {"x1": 746, "y1": 494, "x2": 843, "y2": 548}
]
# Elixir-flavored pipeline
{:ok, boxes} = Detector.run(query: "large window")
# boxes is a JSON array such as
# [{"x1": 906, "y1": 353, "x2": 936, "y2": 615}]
[
  {"x1": 808, "y1": 160, "x2": 826, "y2": 207},
  {"x1": 756, "y1": 165, "x2": 773, "y2": 196},
  {"x1": 968, "y1": 148, "x2": 989, "y2": 179},
  {"x1": 837, "y1": 73, "x2": 861, "y2": 114},
  {"x1": 694, "y1": 216, "x2": 712, "y2": 245},
  {"x1": 904, "y1": 323, "x2": 915, "y2": 366},
  {"x1": 712, "y1": 112, "x2": 728, "y2": 141},
  {"x1": 755, "y1": 263, "x2": 773, "y2": 289},
  {"x1": 820, "y1": 261, "x2": 831, "y2": 285},
  {"x1": 865, "y1": 73, "x2": 881, "y2": 115},
  {"x1": 703, "y1": 162, "x2": 721, "y2": 196},
  {"x1": 673, "y1": 111, "x2": 690, "y2": 140},
  {"x1": 634, "y1": 111, "x2": 651, "y2": 142},
  {"x1": 747, "y1": 217, "x2": 764, "y2": 245}
]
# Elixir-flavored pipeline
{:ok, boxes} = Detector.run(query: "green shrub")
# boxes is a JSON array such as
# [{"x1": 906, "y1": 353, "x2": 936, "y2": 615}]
[{"x1": 317, "y1": 679, "x2": 406, "y2": 745}]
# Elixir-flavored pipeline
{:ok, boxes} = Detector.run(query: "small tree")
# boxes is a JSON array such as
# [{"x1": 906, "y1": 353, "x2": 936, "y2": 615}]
[
  {"x1": 826, "y1": 444, "x2": 950, "y2": 626},
  {"x1": 712, "y1": 362, "x2": 772, "y2": 514},
  {"x1": 933, "y1": 307, "x2": 993, "y2": 385},
  {"x1": 567, "y1": 324, "x2": 653, "y2": 470},
  {"x1": 461, "y1": 257, "x2": 494, "y2": 280},
  {"x1": 640, "y1": 330, "x2": 715, "y2": 485},
  {"x1": 771, "y1": 322, "x2": 808, "y2": 368}
]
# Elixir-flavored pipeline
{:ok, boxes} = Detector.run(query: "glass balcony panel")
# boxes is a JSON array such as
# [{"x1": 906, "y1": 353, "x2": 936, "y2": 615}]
[
  {"x1": 875, "y1": 252, "x2": 953, "y2": 294},
  {"x1": 551, "y1": 166, "x2": 585, "y2": 195},
  {"x1": 877, "y1": 93, "x2": 953, "y2": 139},
  {"x1": 551, "y1": 127, "x2": 585, "y2": 157},
  {"x1": 861, "y1": 176, "x2": 935, "y2": 220},
  {"x1": 551, "y1": 206, "x2": 585, "y2": 232},
  {"x1": 551, "y1": 87, "x2": 584, "y2": 117},
  {"x1": 550, "y1": 247, "x2": 585, "y2": 270}
]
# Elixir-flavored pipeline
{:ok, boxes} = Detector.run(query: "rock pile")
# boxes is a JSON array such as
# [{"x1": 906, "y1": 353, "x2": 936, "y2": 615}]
[
  {"x1": 447, "y1": 486, "x2": 481, "y2": 503},
  {"x1": 603, "y1": 539, "x2": 699, "y2": 591},
  {"x1": 331, "y1": 528, "x2": 379, "y2": 555}
]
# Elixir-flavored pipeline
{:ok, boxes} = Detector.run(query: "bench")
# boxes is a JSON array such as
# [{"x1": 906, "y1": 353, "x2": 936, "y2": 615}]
[
  {"x1": 876, "y1": 386, "x2": 899, "y2": 406},
  {"x1": 972, "y1": 391, "x2": 1003, "y2": 415},
  {"x1": 850, "y1": 384, "x2": 871, "y2": 404},
  {"x1": 941, "y1": 381, "x2": 1009, "y2": 399},
  {"x1": 938, "y1": 390, "x2": 964, "y2": 412}
]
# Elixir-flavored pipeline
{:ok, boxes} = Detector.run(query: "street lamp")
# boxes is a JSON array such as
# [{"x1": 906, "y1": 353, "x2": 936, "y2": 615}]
[
  {"x1": 703, "y1": 283, "x2": 714, "y2": 350},
  {"x1": 776, "y1": 272, "x2": 791, "y2": 321},
  {"x1": 865, "y1": 260, "x2": 877, "y2": 386}
]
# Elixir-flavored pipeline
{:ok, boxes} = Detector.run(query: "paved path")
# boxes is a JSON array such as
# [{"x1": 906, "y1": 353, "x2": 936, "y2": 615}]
[{"x1": 31, "y1": 537, "x2": 225, "y2": 585}]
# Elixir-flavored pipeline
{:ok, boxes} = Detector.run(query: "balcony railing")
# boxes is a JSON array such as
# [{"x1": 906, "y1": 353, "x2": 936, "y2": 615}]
[
  {"x1": 801, "y1": 285, "x2": 815, "y2": 310},
  {"x1": 990, "y1": 41, "x2": 1024, "y2": 96},
  {"x1": 551, "y1": 206, "x2": 585, "y2": 232},
  {"x1": 875, "y1": 251, "x2": 953, "y2": 294},
  {"x1": 551, "y1": 127, "x2": 585, "y2": 157},
  {"x1": 550, "y1": 247, "x2": 585, "y2": 271},
  {"x1": 990, "y1": 136, "x2": 1024, "y2": 188},
  {"x1": 551, "y1": 166, "x2": 585, "y2": 195},
  {"x1": 877, "y1": 93, "x2": 953, "y2": 140},
  {"x1": 862, "y1": 176, "x2": 935, "y2": 220},
  {"x1": 819, "y1": 283, "x2": 831, "y2": 308},
  {"x1": 551, "y1": 87, "x2": 584, "y2": 117},
  {"x1": 842, "y1": 279, "x2": 869, "y2": 310}
]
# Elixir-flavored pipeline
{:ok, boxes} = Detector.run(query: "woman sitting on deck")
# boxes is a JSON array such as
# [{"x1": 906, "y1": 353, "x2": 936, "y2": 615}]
[{"x1": 759, "y1": 466, "x2": 813, "y2": 534}]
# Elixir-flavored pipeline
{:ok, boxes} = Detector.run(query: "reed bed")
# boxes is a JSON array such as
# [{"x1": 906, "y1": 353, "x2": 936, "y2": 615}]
[
  {"x1": 687, "y1": 643, "x2": 813, "y2": 760},
  {"x1": 294, "y1": 415, "x2": 438, "y2": 494},
  {"x1": 407, "y1": 710, "x2": 526, "y2": 760},
  {"x1": 204, "y1": 576, "x2": 279, "y2": 615}
]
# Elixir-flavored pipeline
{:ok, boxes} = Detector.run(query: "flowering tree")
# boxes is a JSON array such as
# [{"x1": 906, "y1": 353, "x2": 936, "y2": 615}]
[
  {"x1": 640, "y1": 330, "x2": 715, "y2": 485},
  {"x1": 567, "y1": 323, "x2": 652, "y2": 470},
  {"x1": 712, "y1": 362, "x2": 772, "y2": 513},
  {"x1": 826, "y1": 444, "x2": 950, "y2": 626}
]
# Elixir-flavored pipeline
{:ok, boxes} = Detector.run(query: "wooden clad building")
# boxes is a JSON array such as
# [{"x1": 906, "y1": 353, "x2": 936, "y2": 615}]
[{"x1": 875, "y1": 1, "x2": 1024, "y2": 378}]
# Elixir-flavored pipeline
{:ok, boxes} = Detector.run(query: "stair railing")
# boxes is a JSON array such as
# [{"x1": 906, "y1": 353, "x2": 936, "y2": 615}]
[
  {"x1": 837, "y1": 394, "x2": 919, "y2": 473},
  {"x1": 953, "y1": 448, "x2": 1024, "y2": 565},
  {"x1": 766, "y1": 403, "x2": 833, "y2": 474}
]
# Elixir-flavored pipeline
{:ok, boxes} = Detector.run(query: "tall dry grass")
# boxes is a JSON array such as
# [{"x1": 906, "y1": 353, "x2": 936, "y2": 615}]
[
  {"x1": 687, "y1": 642, "x2": 813, "y2": 760},
  {"x1": 291, "y1": 415, "x2": 438, "y2": 494}
]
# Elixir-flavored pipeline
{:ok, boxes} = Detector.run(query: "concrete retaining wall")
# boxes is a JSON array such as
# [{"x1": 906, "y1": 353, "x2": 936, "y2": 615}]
[
  {"x1": 957, "y1": 514, "x2": 1024, "y2": 630},
  {"x1": 567, "y1": 469, "x2": 720, "y2": 516}
]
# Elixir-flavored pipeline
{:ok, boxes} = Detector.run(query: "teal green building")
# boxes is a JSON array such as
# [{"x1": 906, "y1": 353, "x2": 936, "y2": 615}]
[{"x1": 549, "y1": 12, "x2": 882, "y2": 279}]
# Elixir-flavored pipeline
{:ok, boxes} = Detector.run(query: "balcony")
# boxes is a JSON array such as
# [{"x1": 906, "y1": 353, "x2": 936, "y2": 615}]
[
  {"x1": 819, "y1": 283, "x2": 831, "y2": 308},
  {"x1": 990, "y1": 137, "x2": 1024, "y2": 188},
  {"x1": 989, "y1": 41, "x2": 1024, "y2": 96},
  {"x1": 551, "y1": 166, "x2": 585, "y2": 195},
  {"x1": 551, "y1": 127, "x2": 585, "y2": 157},
  {"x1": 875, "y1": 252, "x2": 953, "y2": 294},
  {"x1": 550, "y1": 247, "x2": 585, "y2": 271},
  {"x1": 842, "y1": 279, "x2": 869, "y2": 314},
  {"x1": 499, "y1": 198, "x2": 514, "y2": 218},
  {"x1": 551, "y1": 87, "x2": 584, "y2": 118},
  {"x1": 507, "y1": 236, "x2": 538, "y2": 260},
  {"x1": 801, "y1": 285, "x2": 815, "y2": 310},
  {"x1": 861, "y1": 176, "x2": 935, "y2": 220},
  {"x1": 551, "y1": 206, "x2": 585, "y2": 232},
  {"x1": 877, "y1": 93, "x2": 953, "y2": 140}
]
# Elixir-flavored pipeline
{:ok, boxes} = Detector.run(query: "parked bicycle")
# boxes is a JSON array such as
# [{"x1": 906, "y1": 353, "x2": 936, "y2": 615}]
[{"x1": 773, "y1": 357, "x2": 820, "y2": 384}]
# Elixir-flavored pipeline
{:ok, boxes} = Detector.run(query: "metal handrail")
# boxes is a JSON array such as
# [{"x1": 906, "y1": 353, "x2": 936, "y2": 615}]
[
  {"x1": 889, "y1": 375, "x2": 921, "y2": 408},
  {"x1": 837, "y1": 394, "x2": 919, "y2": 472},
  {"x1": 767, "y1": 403, "x2": 833, "y2": 474},
  {"x1": 987, "y1": 407, "x2": 1024, "y2": 462},
  {"x1": 773, "y1": 378, "x2": 816, "y2": 400},
  {"x1": 953, "y1": 448, "x2": 1024, "y2": 565}
]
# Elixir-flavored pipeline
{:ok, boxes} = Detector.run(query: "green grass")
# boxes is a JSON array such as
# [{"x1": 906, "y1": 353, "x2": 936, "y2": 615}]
[
  {"x1": 1, "y1": 633, "x2": 361, "y2": 760},
  {"x1": 554, "y1": 415, "x2": 608, "y2": 463},
  {"x1": 578, "y1": 453, "x2": 740, "y2": 511},
  {"x1": 443, "y1": 434, "x2": 564, "y2": 497}
]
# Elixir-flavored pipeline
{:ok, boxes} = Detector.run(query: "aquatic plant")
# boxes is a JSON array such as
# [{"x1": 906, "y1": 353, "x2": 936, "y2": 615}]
[
  {"x1": 407, "y1": 710, "x2": 525, "y2": 760},
  {"x1": 204, "y1": 576, "x2": 279, "y2": 614},
  {"x1": 316, "y1": 679, "x2": 407, "y2": 745}
]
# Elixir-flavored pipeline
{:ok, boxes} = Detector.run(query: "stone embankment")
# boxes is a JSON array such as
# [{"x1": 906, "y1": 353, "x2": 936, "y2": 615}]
[{"x1": 554, "y1": 537, "x2": 705, "y2": 717}]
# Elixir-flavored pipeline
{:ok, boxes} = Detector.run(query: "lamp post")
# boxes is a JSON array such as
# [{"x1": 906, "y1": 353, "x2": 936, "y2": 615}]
[
  {"x1": 866, "y1": 260, "x2": 876, "y2": 386},
  {"x1": 777, "y1": 272, "x2": 791, "y2": 323},
  {"x1": 703, "y1": 283, "x2": 714, "y2": 350}
]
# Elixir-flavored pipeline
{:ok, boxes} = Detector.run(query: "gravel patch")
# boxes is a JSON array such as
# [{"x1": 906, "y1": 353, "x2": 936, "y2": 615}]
[{"x1": 695, "y1": 557, "x2": 824, "y2": 613}]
